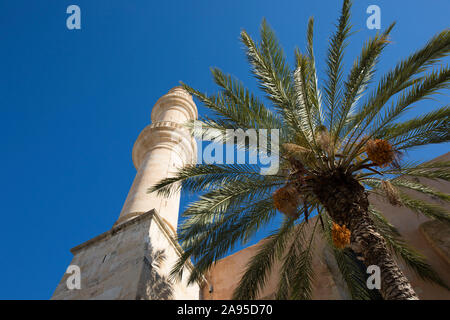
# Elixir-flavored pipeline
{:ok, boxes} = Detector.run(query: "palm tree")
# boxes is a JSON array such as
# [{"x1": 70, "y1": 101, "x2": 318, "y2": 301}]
[{"x1": 149, "y1": 0, "x2": 450, "y2": 300}]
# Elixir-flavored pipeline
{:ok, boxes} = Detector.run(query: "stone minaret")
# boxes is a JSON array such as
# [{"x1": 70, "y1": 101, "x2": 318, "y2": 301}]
[
  {"x1": 117, "y1": 86, "x2": 198, "y2": 231},
  {"x1": 52, "y1": 87, "x2": 202, "y2": 300}
]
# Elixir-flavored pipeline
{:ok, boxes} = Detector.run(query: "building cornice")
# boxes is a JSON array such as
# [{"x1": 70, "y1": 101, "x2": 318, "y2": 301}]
[{"x1": 70, "y1": 209, "x2": 206, "y2": 287}]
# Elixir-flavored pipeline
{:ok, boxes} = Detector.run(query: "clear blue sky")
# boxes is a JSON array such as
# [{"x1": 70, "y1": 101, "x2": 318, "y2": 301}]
[{"x1": 0, "y1": 0, "x2": 448, "y2": 299}]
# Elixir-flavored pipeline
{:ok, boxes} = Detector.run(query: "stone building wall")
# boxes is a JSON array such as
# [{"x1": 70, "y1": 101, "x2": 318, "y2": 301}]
[{"x1": 52, "y1": 210, "x2": 201, "y2": 300}]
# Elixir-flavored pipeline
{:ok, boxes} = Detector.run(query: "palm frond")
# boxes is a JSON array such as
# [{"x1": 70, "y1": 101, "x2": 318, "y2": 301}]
[
  {"x1": 240, "y1": 21, "x2": 299, "y2": 133},
  {"x1": 148, "y1": 163, "x2": 275, "y2": 197},
  {"x1": 370, "y1": 65, "x2": 450, "y2": 139},
  {"x1": 173, "y1": 196, "x2": 279, "y2": 285},
  {"x1": 373, "y1": 211, "x2": 449, "y2": 289},
  {"x1": 181, "y1": 83, "x2": 251, "y2": 130},
  {"x1": 335, "y1": 24, "x2": 394, "y2": 142},
  {"x1": 366, "y1": 179, "x2": 450, "y2": 224},
  {"x1": 275, "y1": 223, "x2": 308, "y2": 300},
  {"x1": 344, "y1": 29, "x2": 450, "y2": 161},
  {"x1": 209, "y1": 68, "x2": 284, "y2": 130},
  {"x1": 405, "y1": 168, "x2": 450, "y2": 182},
  {"x1": 379, "y1": 106, "x2": 450, "y2": 141},
  {"x1": 381, "y1": 160, "x2": 450, "y2": 181},
  {"x1": 178, "y1": 177, "x2": 282, "y2": 240},
  {"x1": 289, "y1": 218, "x2": 319, "y2": 300},
  {"x1": 293, "y1": 53, "x2": 317, "y2": 148},
  {"x1": 323, "y1": 0, "x2": 352, "y2": 130},
  {"x1": 379, "y1": 106, "x2": 450, "y2": 150},
  {"x1": 398, "y1": 192, "x2": 450, "y2": 224},
  {"x1": 233, "y1": 218, "x2": 296, "y2": 299},
  {"x1": 349, "y1": 28, "x2": 450, "y2": 131},
  {"x1": 391, "y1": 178, "x2": 450, "y2": 202},
  {"x1": 396, "y1": 125, "x2": 450, "y2": 151},
  {"x1": 305, "y1": 17, "x2": 323, "y2": 126}
]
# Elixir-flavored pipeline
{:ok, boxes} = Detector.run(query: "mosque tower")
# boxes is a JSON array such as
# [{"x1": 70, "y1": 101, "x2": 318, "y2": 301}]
[{"x1": 52, "y1": 87, "x2": 202, "y2": 300}]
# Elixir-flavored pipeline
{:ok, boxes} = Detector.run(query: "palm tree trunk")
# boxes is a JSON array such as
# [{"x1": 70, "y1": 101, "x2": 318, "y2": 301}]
[{"x1": 314, "y1": 171, "x2": 418, "y2": 300}]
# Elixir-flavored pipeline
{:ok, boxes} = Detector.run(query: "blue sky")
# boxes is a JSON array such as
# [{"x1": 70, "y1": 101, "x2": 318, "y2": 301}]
[{"x1": 0, "y1": 0, "x2": 448, "y2": 299}]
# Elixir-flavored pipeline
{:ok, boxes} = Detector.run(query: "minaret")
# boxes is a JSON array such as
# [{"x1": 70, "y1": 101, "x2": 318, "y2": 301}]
[
  {"x1": 117, "y1": 86, "x2": 198, "y2": 230},
  {"x1": 52, "y1": 87, "x2": 202, "y2": 300}
]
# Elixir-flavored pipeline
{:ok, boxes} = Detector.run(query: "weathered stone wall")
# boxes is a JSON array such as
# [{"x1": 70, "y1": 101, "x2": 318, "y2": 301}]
[{"x1": 52, "y1": 210, "x2": 200, "y2": 300}]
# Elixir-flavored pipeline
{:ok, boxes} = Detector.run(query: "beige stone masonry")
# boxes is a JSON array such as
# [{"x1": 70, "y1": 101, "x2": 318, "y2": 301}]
[
  {"x1": 52, "y1": 209, "x2": 202, "y2": 300},
  {"x1": 119, "y1": 86, "x2": 197, "y2": 230}
]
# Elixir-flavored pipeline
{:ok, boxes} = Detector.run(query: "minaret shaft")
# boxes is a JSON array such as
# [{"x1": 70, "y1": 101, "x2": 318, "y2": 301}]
[
  {"x1": 51, "y1": 87, "x2": 200, "y2": 300},
  {"x1": 118, "y1": 144, "x2": 182, "y2": 229},
  {"x1": 117, "y1": 87, "x2": 197, "y2": 230}
]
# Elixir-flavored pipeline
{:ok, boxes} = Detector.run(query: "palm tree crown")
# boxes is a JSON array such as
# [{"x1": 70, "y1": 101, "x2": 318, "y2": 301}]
[{"x1": 150, "y1": 0, "x2": 450, "y2": 300}]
